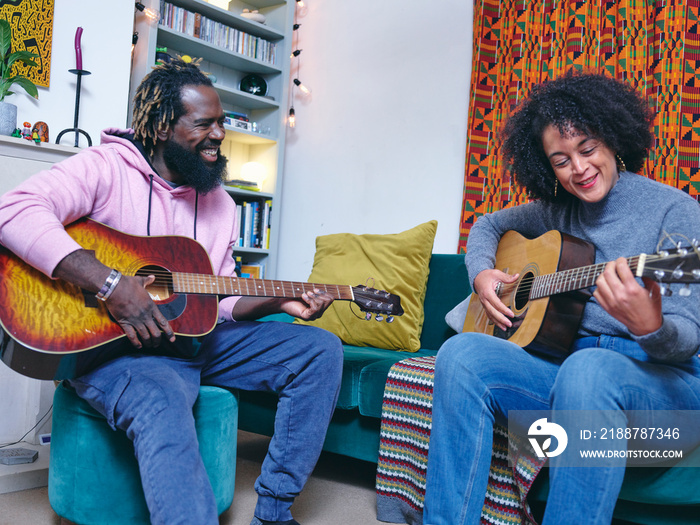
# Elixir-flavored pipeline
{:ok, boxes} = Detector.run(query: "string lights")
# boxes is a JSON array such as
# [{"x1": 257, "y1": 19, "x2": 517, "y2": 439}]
[
  {"x1": 288, "y1": 1, "x2": 309, "y2": 128},
  {"x1": 293, "y1": 78, "x2": 311, "y2": 95},
  {"x1": 135, "y1": 2, "x2": 160, "y2": 23}
]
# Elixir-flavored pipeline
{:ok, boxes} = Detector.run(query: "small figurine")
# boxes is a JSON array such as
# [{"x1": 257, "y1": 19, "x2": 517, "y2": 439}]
[
  {"x1": 32, "y1": 121, "x2": 49, "y2": 142},
  {"x1": 22, "y1": 121, "x2": 32, "y2": 140},
  {"x1": 155, "y1": 46, "x2": 172, "y2": 65},
  {"x1": 10, "y1": 128, "x2": 22, "y2": 138}
]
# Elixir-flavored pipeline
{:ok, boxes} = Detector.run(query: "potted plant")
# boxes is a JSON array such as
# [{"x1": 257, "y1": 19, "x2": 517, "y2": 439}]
[{"x1": 0, "y1": 18, "x2": 39, "y2": 136}]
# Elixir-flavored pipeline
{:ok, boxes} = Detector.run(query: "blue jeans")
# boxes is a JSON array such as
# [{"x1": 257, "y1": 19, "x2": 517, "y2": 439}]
[
  {"x1": 68, "y1": 321, "x2": 343, "y2": 525},
  {"x1": 423, "y1": 333, "x2": 700, "y2": 525}
]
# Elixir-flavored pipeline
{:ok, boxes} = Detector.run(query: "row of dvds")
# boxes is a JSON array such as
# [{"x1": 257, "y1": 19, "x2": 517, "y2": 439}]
[{"x1": 159, "y1": 1, "x2": 277, "y2": 65}]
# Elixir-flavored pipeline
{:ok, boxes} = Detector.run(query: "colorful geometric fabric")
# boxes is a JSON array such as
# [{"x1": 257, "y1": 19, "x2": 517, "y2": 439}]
[
  {"x1": 375, "y1": 356, "x2": 546, "y2": 525},
  {"x1": 458, "y1": 0, "x2": 700, "y2": 252}
]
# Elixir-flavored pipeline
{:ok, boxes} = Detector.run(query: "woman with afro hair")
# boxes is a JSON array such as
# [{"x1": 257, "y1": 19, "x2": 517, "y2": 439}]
[{"x1": 423, "y1": 71, "x2": 700, "y2": 524}]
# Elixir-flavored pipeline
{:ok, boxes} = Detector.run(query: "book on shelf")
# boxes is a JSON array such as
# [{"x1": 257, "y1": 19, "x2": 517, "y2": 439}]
[
  {"x1": 251, "y1": 201, "x2": 261, "y2": 248},
  {"x1": 261, "y1": 199, "x2": 271, "y2": 250},
  {"x1": 235, "y1": 204, "x2": 243, "y2": 246},
  {"x1": 242, "y1": 202, "x2": 252, "y2": 248}
]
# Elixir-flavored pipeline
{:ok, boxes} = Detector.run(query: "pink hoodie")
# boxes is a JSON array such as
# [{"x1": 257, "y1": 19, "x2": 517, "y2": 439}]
[{"x1": 0, "y1": 128, "x2": 241, "y2": 321}]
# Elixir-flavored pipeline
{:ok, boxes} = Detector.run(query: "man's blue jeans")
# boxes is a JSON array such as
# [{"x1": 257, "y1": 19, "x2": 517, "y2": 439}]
[
  {"x1": 423, "y1": 333, "x2": 700, "y2": 525},
  {"x1": 68, "y1": 320, "x2": 343, "y2": 525}
]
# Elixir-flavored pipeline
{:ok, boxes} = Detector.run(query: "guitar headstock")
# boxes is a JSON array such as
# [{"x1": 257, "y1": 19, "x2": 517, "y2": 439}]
[
  {"x1": 642, "y1": 241, "x2": 700, "y2": 296},
  {"x1": 352, "y1": 285, "x2": 404, "y2": 322}
]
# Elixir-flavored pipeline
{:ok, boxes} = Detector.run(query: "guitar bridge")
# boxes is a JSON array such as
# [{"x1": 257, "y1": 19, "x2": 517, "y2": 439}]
[{"x1": 82, "y1": 289, "x2": 99, "y2": 308}]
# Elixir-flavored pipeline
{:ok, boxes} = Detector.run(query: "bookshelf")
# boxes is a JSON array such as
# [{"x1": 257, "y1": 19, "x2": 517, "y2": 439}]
[{"x1": 130, "y1": 0, "x2": 294, "y2": 278}]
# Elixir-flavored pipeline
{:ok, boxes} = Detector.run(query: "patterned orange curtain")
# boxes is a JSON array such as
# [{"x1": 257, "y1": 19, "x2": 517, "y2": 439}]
[{"x1": 458, "y1": 0, "x2": 700, "y2": 253}]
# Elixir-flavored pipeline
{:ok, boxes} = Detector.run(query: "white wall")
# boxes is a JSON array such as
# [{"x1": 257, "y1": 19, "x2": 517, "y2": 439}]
[
  {"x1": 1, "y1": 2, "x2": 134, "y2": 445},
  {"x1": 277, "y1": 0, "x2": 473, "y2": 280},
  {"x1": 1, "y1": 0, "x2": 474, "y2": 443},
  {"x1": 10, "y1": 1, "x2": 134, "y2": 147}
]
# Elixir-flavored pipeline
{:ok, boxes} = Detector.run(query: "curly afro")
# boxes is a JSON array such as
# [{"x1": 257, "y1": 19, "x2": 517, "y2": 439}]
[
  {"x1": 499, "y1": 70, "x2": 654, "y2": 203},
  {"x1": 132, "y1": 58, "x2": 213, "y2": 158}
]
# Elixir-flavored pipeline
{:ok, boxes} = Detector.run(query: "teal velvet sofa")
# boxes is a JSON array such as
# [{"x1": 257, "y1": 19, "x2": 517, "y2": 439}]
[
  {"x1": 236, "y1": 253, "x2": 471, "y2": 463},
  {"x1": 238, "y1": 252, "x2": 700, "y2": 523}
]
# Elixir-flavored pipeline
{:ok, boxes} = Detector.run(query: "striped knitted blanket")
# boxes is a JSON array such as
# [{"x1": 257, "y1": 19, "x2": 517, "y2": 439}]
[{"x1": 376, "y1": 355, "x2": 546, "y2": 525}]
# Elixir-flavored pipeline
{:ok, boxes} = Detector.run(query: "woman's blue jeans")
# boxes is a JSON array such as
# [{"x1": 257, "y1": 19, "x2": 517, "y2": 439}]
[
  {"x1": 423, "y1": 332, "x2": 700, "y2": 525},
  {"x1": 68, "y1": 320, "x2": 343, "y2": 525}
]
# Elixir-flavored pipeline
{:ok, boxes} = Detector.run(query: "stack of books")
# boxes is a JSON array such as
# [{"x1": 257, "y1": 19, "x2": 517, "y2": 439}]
[
  {"x1": 224, "y1": 111, "x2": 252, "y2": 131},
  {"x1": 225, "y1": 179, "x2": 259, "y2": 191}
]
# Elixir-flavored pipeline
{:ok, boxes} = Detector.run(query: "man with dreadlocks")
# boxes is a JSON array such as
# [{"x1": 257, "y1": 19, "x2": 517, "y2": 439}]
[{"x1": 0, "y1": 59, "x2": 343, "y2": 525}]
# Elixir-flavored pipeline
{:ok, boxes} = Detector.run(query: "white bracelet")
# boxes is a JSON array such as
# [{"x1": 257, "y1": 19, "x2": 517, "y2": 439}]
[{"x1": 96, "y1": 269, "x2": 122, "y2": 302}]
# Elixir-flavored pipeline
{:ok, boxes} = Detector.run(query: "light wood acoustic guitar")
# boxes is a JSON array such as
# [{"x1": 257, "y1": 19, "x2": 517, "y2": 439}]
[
  {"x1": 0, "y1": 218, "x2": 403, "y2": 380},
  {"x1": 462, "y1": 230, "x2": 700, "y2": 355}
]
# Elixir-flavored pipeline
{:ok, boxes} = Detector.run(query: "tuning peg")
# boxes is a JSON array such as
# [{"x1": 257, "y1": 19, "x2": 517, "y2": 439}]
[
  {"x1": 659, "y1": 284, "x2": 672, "y2": 297},
  {"x1": 375, "y1": 314, "x2": 384, "y2": 322},
  {"x1": 386, "y1": 316, "x2": 394, "y2": 323},
  {"x1": 679, "y1": 284, "x2": 691, "y2": 297},
  {"x1": 654, "y1": 270, "x2": 667, "y2": 280},
  {"x1": 365, "y1": 312, "x2": 372, "y2": 321},
  {"x1": 673, "y1": 268, "x2": 684, "y2": 280},
  {"x1": 693, "y1": 269, "x2": 700, "y2": 280}
]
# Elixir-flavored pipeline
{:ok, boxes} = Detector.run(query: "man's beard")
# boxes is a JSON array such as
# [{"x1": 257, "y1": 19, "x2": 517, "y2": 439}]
[{"x1": 162, "y1": 139, "x2": 228, "y2": 194}]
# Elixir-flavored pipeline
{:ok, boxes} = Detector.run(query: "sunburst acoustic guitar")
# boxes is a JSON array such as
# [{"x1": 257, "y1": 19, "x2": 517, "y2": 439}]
[
  {"x1": 462, "y1": 230, "x2": 700, "y2": 355},
  {"x1": 0, "y1": 218, "x2": 403, "y2": 380}
]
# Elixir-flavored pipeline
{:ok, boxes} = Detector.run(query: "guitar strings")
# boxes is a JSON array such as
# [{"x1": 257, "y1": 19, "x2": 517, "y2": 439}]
[
  {"x1": 119, "y1": 268, "x2": 351, "y2": 298},
  {"x1": 502, "y1": 255, "x2": 645, "y2": 297},
  {"x1": 500, "y1": 251, "x2": 697, "y2": 299}
]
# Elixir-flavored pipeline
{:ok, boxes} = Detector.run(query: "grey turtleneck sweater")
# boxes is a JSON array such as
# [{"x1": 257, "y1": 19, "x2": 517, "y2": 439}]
[{"x1": 466, "y1": 172, "x2": 700, "y2": 362}]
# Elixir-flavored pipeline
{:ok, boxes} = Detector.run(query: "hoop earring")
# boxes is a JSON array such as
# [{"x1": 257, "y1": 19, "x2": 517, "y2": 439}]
[
  {"x1": 616, "y1": 154, "x2": 627, "y2": 173},
  {"x1": 554, "y1": 179, "x2": 558, "y2": 197}
]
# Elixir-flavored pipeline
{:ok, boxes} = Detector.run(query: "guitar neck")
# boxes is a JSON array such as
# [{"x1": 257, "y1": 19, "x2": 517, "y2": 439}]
[
  {"x1": 530, "y1": 254, "x2": 644, "y2": 299},
  {"x1": 171, "y1": 272, "x2": 355, "y2": 301}
]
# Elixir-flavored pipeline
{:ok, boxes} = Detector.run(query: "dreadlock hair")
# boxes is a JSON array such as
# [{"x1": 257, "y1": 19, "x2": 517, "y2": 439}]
[
  {"x1": 499, "y1": 69, "x2": 655, "y2": 204},
  {"x1": 132, "y1": 58, "x2": 213, "y2": 157}
]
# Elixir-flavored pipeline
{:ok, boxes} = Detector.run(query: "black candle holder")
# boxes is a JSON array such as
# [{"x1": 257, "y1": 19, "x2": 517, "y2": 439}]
[{"x1": 56, "y1": 68, "x2": 92, "y2": 148}]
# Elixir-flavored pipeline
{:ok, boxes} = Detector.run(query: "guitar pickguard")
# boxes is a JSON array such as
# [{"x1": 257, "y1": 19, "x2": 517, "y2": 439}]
[
  {"x1": 493, "y1": 311, "x2": 526, "y2": 340},
  {"x1": 156, "y1": 294, "x2": 187, "y2": 321}
]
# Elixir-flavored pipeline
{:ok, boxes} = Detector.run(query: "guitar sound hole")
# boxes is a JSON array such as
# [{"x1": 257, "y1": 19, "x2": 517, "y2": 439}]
[
  {"x1": 514, "y1": 272, "x2": 533, "y2": 310},
  {"x1": 136, "y1": 265, "x2": 186, "y2": 321},
  {"x1": 136, "y1": 265, "x2": 174, "y2": 300}
]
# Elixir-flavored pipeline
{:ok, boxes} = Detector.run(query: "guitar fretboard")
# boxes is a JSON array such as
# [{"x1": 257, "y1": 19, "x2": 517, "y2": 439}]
[
  {"x1": 529, "y1": 255, "x2": 644, "y2": 299},
  {"x1": 172, "y1": 272, "x2": 355, "y2": 301}
]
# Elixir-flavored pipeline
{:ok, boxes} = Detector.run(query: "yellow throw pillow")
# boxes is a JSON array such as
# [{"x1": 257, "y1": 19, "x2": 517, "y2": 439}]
[{"x1": 295, "y1": 220, "x2": 437, "y2": 351}]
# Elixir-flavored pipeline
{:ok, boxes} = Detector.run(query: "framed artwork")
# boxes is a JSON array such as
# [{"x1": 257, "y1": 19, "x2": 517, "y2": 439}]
[{"x1": 0, "y1": 0, "x2": 54, "y2": 88}]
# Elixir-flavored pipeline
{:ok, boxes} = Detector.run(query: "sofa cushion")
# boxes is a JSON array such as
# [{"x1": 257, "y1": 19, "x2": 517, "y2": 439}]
[
  {"x1": 357, "y1": 351, "x2": 436, "y2": 417},
  {"x1": 336, "y1": 346, "x2": 436, "y2": 411},
  {"x1": 295, "y1": 221, "x2": 437, "y2": 351},
  {"x1": 419, "y1": 253, "x2": 471, "y2": 350}
]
